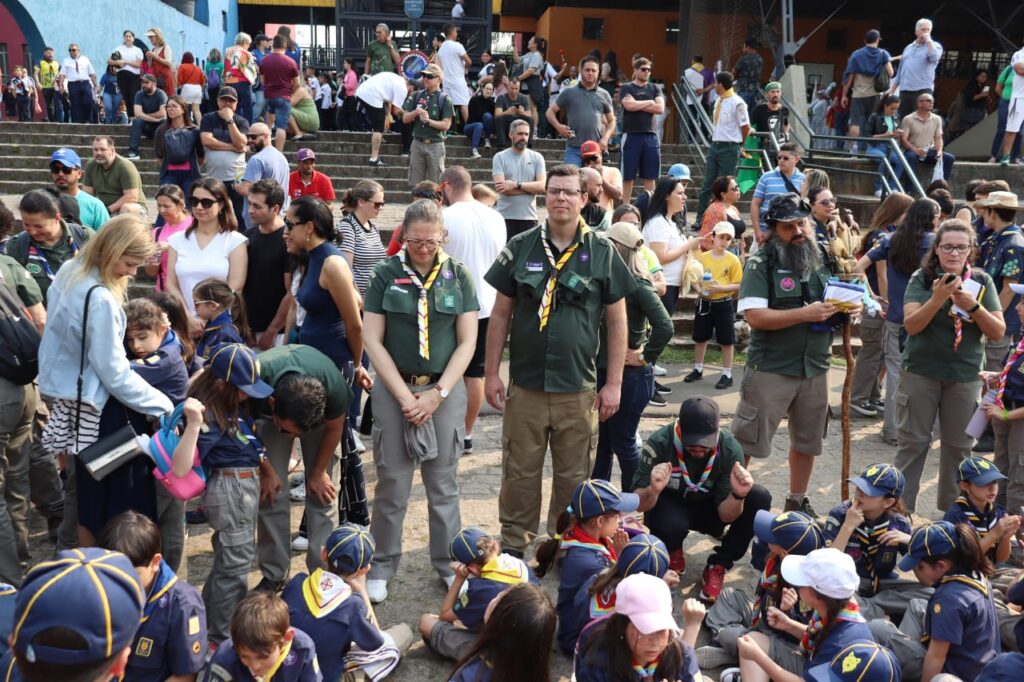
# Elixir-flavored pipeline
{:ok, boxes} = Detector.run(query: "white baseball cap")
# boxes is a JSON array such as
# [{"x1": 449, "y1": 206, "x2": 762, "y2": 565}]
[
  {"x1": 712, "y1": 221, "x2": 736, "y2": 237},
  {"x1": 780, "y1": 548, "x2": 859, "y2": 600}
]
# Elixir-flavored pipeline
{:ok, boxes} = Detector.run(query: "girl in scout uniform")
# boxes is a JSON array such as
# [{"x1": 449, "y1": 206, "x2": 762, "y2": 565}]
[
  {"x1": 942, "y1": 457, "x2": 1021, "y2": 570},
  {"x1": 983, "y1": 293, "x2": 1024, "y2": 516},
  {"x1": 362, "y1": 199, "x2": 479, "y2": 604},
  {"x1": 192, "y1": 277, "x2": 253, "y2": 360}
]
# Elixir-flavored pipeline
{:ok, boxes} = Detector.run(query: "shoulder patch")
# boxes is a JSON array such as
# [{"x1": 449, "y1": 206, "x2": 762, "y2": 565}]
[
  {"x1": 497, "y1": 247, "x2": 513, "y2": 266},
  {"x1": 135, "y1": 637, "x2": 153, "y2": 657},
  {"x1": 933, "y1": 603, "x2": 941, "y2": 614}
]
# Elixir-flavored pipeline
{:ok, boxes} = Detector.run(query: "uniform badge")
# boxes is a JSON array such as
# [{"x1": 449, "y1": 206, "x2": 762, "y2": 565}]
[
  {"x1": 444, "y1": 294, "x2": 455, "y2": 308},
  {"x1": 135, "y1": 637, "x2": 154, "y2": 657},
  {"x1": 933, "y1": 603, "x2": 941, "y2": 614},
  {"x1": 841, "y1": 651, "x2": 861, "y2": 673},
  {"x1": 866, "y1": 465, "x2": 879, "y2": 476},
  {"x1": 780, "y1": 277, "x2": 796, "y2": 292},
  {"x1": 579, "y1": 252, "x2": 589, "y2": 262},
  {"x1": 442, "y1": 269, "x2": 453, "y2": 280},
  {"x1": 192, "y1": 640, "x2": 202, "y2": 654},
  {"x1": 525, "y1": 261, "x2": 544, "y2": 272},
  {"x1": 27, "y1": 263, "x2": 41, "y2": 275},
  {"x1": 284, "y1": 650, "x2": 298, "y2": 666},
  {"x1": 189, "y1": 614, "x2": 201, "y2": 635}
]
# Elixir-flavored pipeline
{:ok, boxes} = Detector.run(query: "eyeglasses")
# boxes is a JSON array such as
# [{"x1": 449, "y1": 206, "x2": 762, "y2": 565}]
[
  {"x1": 69, "y1": 48, "x2": 79, "y2": 53},
  {"x1": 369, "y1": 201, "x2": 386, "y2": 209},
  {"x1": 246, "y1": 134, "x2": 264, "y2": 140},
  {"x1": 778, "y1": 155, "x2": 796, "y2": 161},
  {"x1": 816, "y1": 198, "x2": 836, "y2": 206},
  {"x1": 421, "y1": 73, "x2": 439, "y2": 80},
  {"x1": 406, "y1": 238, "x2": 441, "y2": 249},
  {"x1": 937, "y1": 244, "x2": 971, "y2": 254},
  {"x1": 191, "y1": 197, "x2": 220, "y2": 209},
  {"x1": 49, "y1": 164, "x2": 75, "y2": 175},
  {"x1": 546, "y1": 187, "x2": 583, "y2": 197},
  {"x1": 728, "y1": 185, "x2": 740, "y2": 192},
  {"x1": 638, "y1": 67, "x2": 651, "y2": 72}
]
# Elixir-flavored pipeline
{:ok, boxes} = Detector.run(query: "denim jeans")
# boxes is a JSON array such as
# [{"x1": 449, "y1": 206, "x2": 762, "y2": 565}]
[
  {"x1": 159, "y1": 169, "x2": 196, "y2": 206},
  {"x1": 902, "y1": 148, "x2": 954, "y2": 186},
  {"x1": 991, "y1": 98, "x2": 1023, "y2": 160},
  {"x1": 593, "y1": 365, "x2": 653, "y2": 491},
  {"x1": 252, "y1": 88, "x2": 266, "y2": 121},
  {"x1": 103, "y1": 92, "x2": 123, "y2": 124},
  {"x1": 564, "y1": 145, "x2": 583, "y2": 166},
  {"x1": 232, "y1": 81, "x2": 254, "y2": 123},
  {"x1": 264, "y1": 96, "x2": 292, "y2": 133},
  {"x1": 866, "y1": 145, "x2": 905, "y2": 193},
  {"x1": 464, "y1": 113, "x2": 494, "y2": 149}
]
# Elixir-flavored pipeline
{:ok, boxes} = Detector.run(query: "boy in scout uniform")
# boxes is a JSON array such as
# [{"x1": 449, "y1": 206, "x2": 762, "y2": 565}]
[
  {"x1": 732, "y1": 193, "x2": 853, "y2": 518},
  {"x1": 98, "y1": 511, "x2": 207, "y2": 681},
  {"x1": 402, "y1": 63, "x2": 455, "y2": 188},
  {"x1": 484, "y1": 163, "x2": 636, "y2": 557}
]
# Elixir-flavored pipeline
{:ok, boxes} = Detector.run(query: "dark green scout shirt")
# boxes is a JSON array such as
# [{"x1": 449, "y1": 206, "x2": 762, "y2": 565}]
[
  {"x1": 485, "y1": 223, "x2": 637, "y2": 393},
  {"x1": 597, "y1": 275, "x2": 672, "y2": 370},
  {"x1": 633, "y1": 423, "x2": 744, "y2": 506},
  {"x1": 0, "y1": 255, "x2": 43, "y2": 307},
  {"x1": 4, "y1": 221, "x2": 93, "y2": 302},
  {"x1": 257, "y1": 344, "x2": 353, "y2": 421},
  {"x1": 364, "y1": 255, "x2": 479, "y2": 375},
  {"x1": 403, "y1": 88, "x2": 456, "y2": 141},
  {"x1": 737, "y1": 246, "x2": 833, "y2": 377}
]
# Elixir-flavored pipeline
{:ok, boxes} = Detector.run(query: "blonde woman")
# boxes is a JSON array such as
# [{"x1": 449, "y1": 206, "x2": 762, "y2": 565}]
[
  {"x1": 224, "y1": 32, "x2": 257, "y2": 121},
  {"x1": 38, "y1": 214, "x2": 174, "y2": 547},
  {"x1": 144, "y1": 27, "x2": 175, "y2": 97}
]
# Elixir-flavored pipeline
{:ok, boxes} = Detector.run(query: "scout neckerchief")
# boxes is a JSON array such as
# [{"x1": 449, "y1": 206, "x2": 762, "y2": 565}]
[
  {"x1": 921, "y1": 572, "x2": 990, "y2": 645},
  {"x1": 995, "y1": 336, "x2": 1024, "y2": 408},
  {"x1": 952, "y1": 494, "x2": 999, "y2": 543},
  {"x1": 672, "y1": 421, "x2": 718, "y2": 495},
  {"x1": 141, "y1": 559, "x2": 178, "y2": 621},
  {"x1": 479, "y1": 554, "x2": 532, "y2": 586},
  {"x1": 260, "y1": 635, "x2": 295, "y2": 681},
  {"x1": 400, "y1": 246, "x2": 448, "y2": 359},
  {"x1": 750, "y1": 555, "x2": 781, "y2": 628},
  {"x1": 203, "y1": 309, "x2": 237, "y2": 337},
  {"x1": 235, "y1": 417, "x2": 267, "y2": 461},
  {"x1": 952, "y1": 269, "x2": 972, "y2": 351},
  {"x1": 538, "y1": 222, "x2": 589, "y2": 330},
  {"x1": 28, "y1": 232, "x2": 79, "y2": 280},
  {"x1": 559, "y1": 524, "x2": 617, "y2": 562},
  {"x1": 801, "y1": 599, "x2": 864, "y2": 657},
  {"x1": 850, "y1": 512, "x2": 896, "y2": 596},
  {"x1": 301, "y1": 567, "x2": 352, "y2": 618},
  {"x1": 631, "y1": 656, "x2": 660, "y2": 681},
  {"x1": 589, "y1": 581, "x2": 617, "y2": 619},
  {"x1": 714, "y1": 88, "x2": 736, "y2": 126}
]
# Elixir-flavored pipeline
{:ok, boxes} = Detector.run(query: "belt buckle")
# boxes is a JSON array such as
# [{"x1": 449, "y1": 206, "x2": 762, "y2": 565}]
[{"x1": 413, "y1": 374, "x2": 430, "y2": 386}]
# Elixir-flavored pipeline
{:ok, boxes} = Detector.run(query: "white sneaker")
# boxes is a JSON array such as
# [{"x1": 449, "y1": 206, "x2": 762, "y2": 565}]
[
  {"x1": 873, "y1": 189, "x2": 883, "y2": 198},
  {"x1": 470, "y1": 148, "x2": 481, "y2": 159},
  {"x1": 352, "y1": 434, "x2": 366, "y2": 453},
  {"x1": 720, "y1": 667, "x2": 742, "y2": 682},
  {"x1": 289, "y1": 485, "x2": 306, "y2": 502},
  {"x1": 367, "y1": 579, "x2": 388, "y2": 603},
  {"x1": 287, "y1": 471, "x2": 305, "y2": 487},
  {"x1": 291, "y1": 535, "x2": 308, "y2": 552},
  {"x1": 484, "y1": 139, "x2": 491, "y2": 148},
  {"x1": 653, "y1": 364, "x2": 668, "y2": 376}
]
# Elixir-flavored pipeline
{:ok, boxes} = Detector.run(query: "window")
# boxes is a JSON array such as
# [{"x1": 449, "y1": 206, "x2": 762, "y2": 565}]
[
  {"x1": 826, "y1": 29, "x2": 847, "y2": 51},
  {"x1": 222, "y1": 11, "x2": 227, "y2": 32},
  {"x1": 666, "y1": 22, "x2": 679, "y2": 44},
  {"x1": 582, "y1": 17, "x2": 604, "y2": 41},
  {"x1": 22, "y1": 46, "x2": 33, "y2": 71},
  {"x1": 0, "y1": 44, "x2": 8, "y2": 79}
]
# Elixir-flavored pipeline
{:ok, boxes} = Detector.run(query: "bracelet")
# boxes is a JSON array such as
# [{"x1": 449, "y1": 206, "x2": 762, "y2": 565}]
[
  {"x1": 730, "y1": 491, "x2": 746, "y2": 501},
  {"x1": 968, "y1": 302, "x2": 981, "y2": 313},
  {"x1": 1002, "y1": 408, "x2": 1010, "y2": 421}
]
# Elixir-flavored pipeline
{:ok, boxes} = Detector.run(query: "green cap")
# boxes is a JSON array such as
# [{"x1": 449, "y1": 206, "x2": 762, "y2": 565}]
[{"x1": 764, "y1": 82, "x2": 782, "y2": 92}]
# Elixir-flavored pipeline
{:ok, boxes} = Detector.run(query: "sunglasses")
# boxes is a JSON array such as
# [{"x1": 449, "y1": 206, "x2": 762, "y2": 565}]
[
  {"x1": 368, "y1": 201, "x2": 385, "y2": 209},
  {"x1": 246, "y1": 134, "x2": 264, "y2": 140},
  {"x1": 190, "y1": 197, "x2": 220, "y2": 209},
  {"x1": 50, "y1": 164, "x2": 75, "y2": 175},
  {"x1": 421, "y1": 73, "x2": 439, "y2": 80},
  {"x1": 638, "y1": 67, "x2": 651, "y2": 72}
]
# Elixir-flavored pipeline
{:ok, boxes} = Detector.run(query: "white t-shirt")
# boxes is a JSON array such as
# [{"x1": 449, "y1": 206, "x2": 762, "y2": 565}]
[
  {"x1": 442, "y1": 201, "x2": 506, "y2": 318},
  {"x1": 356, "y1": 72, "x2": 408, "y2": 109},
  {"x1": 684, "y1": 67, "x2": 704, "y2": 105},
  {"x1": 1012, "y1": 48, "x2": 1024, "y2": 100},
  {"x1": 438, "y1": 40, "x2": 470, "y2": 103},
  {"x1": 451, "y1": 2, "x2": 465, "y2": 18},
  {"x1": 169, "y1": 229, "x2": 248, "y2": 314},
  {"x1": 545, "y1": 63, "x2": 560, "y2": 93},
  {"x1": 114, "y1": 45, "x2": 144, "y2": 75},
  {"x1": 642, "y1": 214, "x2": 685, "y2": 286}
]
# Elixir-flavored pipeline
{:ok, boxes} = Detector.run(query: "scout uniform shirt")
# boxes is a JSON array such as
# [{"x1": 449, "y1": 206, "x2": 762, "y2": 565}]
[
  {"x1": 943, "y1": 495, "x2": 1007, "y2": 563},
  {"x1": 2, "y1": 221, "x2": 93, "y2": 302},
  {"x1": 484, "y1": 223, "x2": 636, "y2": 393},
  {"x1": 923, "y1": 573, "x2": 1000, "y2": 680},
  {"x1": 196, "y1": 310, "x2": 245, "y2": 361},
  {"x1": 632, "y1": 424, "x2": 744, "y2": 505},
  {"x1": 202, "y1": 628, "x2": 321, "y2": 681},
  {"x1": 403, "y1": 88, "x2": 456, "y2": 141},
  {"x1": 555, "y1": 526, "x2": 618, "y2": 654},
  {"x1": 737, "y1": 241, "x2": 833, "y2": 377},
  {"x1": 125, "y1": 560, "x2": 208, "y2": 682},
  {"x1": 257, "y1": 344, "x2": 354, "y2": 421},
  {"x1": 823, "y1": 503, "x2": 912, "y2": 595},
  {"x1": 454, "y1": 554, "x2": 534, "y2": 632},
  {"x1": 980, "y1": 223, "x2": 1024, "y2": 336},
  {"x1": 282, "y1": 569, "x2": 384, "y2": 682},
  {"x1": 364, "y1": 254, "x2": 479, "y2": 375}
]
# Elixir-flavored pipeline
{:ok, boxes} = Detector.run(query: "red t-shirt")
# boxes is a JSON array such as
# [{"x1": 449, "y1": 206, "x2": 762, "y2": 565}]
[
  {"x1": 288, "y1": 170, "x2": 336, "y2": 202},
  {"x1": 260, "y1": 52, "x2": 299, "y2": 100}
]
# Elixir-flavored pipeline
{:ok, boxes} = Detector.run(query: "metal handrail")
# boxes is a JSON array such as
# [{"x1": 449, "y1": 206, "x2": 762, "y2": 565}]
[
  {"x1": 676, "y1": 78, "x2": 714, "y2": 132},
  {"x1": 670, "y1": 84, "x2": 711, "y2": 164},
  {"x1": 780, "y1": 93, "x2": 816, "y2": 150},
  {"x1": 804, "y1": 133, "x2": 925, "y2": 197}
]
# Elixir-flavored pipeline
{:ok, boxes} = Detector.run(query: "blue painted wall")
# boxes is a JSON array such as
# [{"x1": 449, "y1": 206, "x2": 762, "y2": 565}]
[{"x1": 3, "y1": 0, "x2": 238, "y2": 68}]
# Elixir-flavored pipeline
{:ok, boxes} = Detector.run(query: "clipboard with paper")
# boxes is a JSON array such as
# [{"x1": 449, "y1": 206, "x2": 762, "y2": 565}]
[{"x1": 949, "y1": 277, "x2": 984, "y2": 320}]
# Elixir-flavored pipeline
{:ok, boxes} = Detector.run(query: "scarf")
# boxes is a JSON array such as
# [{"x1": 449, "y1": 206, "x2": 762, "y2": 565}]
[
  {"x1": 672, "y1": 422, "x2": 718, "y2": 494},
  {"x1": 850, "y1": 514, "x2": 895, "y2": 596},
  {"x1": 142, "y1": 559, "x2": 178, "y2": 621},
  {"x1": 258, "y1": 635, "x2": 295, "y2": 681},
  {"x1": 921, "y1": 572, "x2": 990, "y2": 644},
  {"x1": 750, "y1": 556, "x2": 780, "y2": 629},
  {"x1": 560, "y1": 525, "x2": 617, "y2": 562},
  {"x1": 479, "y1": 554, "x2": 532, "y2": 586},
  {"x1": 952, "y1": 495, "x2": 999, "y2": 542},
  {"x1": 801, "y1": 599, "x2": 864, "y2": 658},
  {"x1": 589, "y1": 582, "x2": 617, "y2": 619},
  {"x1": 300, "y1": 568, "x2": 352, "y2": 618},
  {"x1": 400, "y1": 247, "x2": 449, "y2": 359},
  {"x1": 27, "y1": 234, "x2": 79, "y2": 280},
  {"x1": 690, "y1": 61, "x2": 705, "y2": 73},
  {"x1": 538, "y1": 223, "x2": 588, "y2": 330},
  {"x1": 995, "y1": 336, "x2": 1024, "y2": 408},
  {"x1": 714, "y1": 88, "x2": 736, "y2": 126},
  {"x1": 631, "y1": 657, "x2": 659, "y2": 681},
  {"x1": 952, "y1": 269, "x2": 972, "y2": 351}
]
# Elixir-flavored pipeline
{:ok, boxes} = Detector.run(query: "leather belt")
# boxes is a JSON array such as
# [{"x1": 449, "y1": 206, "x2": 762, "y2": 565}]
[
  {"x1": 400, "y1": 372, "x2": 441, "y2": 386},
  {"x1": 213, "y1": 468, "x2": 258, "y2": 479}
]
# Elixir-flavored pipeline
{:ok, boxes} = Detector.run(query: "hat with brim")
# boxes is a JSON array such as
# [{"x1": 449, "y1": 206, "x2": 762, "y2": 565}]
[
  {"x1": 418, "y1": 64, "x2": 443, "y2": 80},
  {"x1": 217, "y1": 86, "x2": 239, "y2": 101},
  {"x1": 677, "y1": 396, "x2": 719, "y2": 448},
  {"x1": 781, "y1": 548, "x2": 859, "y2": 600},
  {"x1": 898, "y1": 521, "x2": 958, "y2": 571},
  {"x1": 614, "y1": 573, "x2": 678, "y2": 634},
  {"x1": 766, "y1": 193, "x2": 811, "y2": 224},
  {"x1": 806, "y1": 642, "x2": 902, "y2": 682},
  {"x1": 849, "y1": 463, "x2": 905, "y2": 498},
  {"x1": 605, "y1": 222, "x2": 644, "y2": 249},
  {"x1": 958, "y1": 455, "x2": 1008, "y2": 485},
  {"x1": 975, "y1": 191, "x2": 1024, "y2": 211},
  {"x1": 764, "y1": 82, "x2": 782, "y2": 92},
  {"x1": 207, "y1": 343, "x2": 274, "y2": 399}
]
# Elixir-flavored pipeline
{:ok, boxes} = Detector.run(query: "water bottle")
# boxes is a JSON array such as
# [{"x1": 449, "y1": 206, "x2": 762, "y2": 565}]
[{"x1": 702, "y1": 271, "x2": 713, "y2": 298}]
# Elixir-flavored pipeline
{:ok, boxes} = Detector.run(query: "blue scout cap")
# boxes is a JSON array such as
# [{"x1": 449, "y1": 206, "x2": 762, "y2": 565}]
[
  {"x1": 898, "y1": 521, "x2": 959, "y2": 571},
  {"x1": 207, "y1": 343, "x2": 273, "y2": 399},
  {"x1": 325, "y1": 523, "x2": 375, "y2": 574},
  {"x1": 449, "y1": 527, "x2": 491, "y2": 564},
  {"x1": 12, "y1": 548, "x2": 144, "y2": 665},
  {"x1": 958, "y1": 456, "x2": 1007, "y2": 485},
  {"x1": 617, "y1": 534, "x2": 670, "y2": 578},
  {"x1": 807, "y1": 641, "x2": 902, "y2": 682},
  {"x1": 569, "y1": 479, "x2": 640, "y2": 520},
  {"x1": 668, "y1": 163, "x2": 691, "y2": 181},
  {"x1": 50, "y1": 147, "x2": 82, "y2": 168},
  {"x1": 850, "y1": 463, "x2": 906, "y2": 499},
  {"x1": 977, "y1": 652, "x2": 1024, "y2": 682},
  {"x1": 754, "y1": 510, "x2": 824, "y2": 555}
]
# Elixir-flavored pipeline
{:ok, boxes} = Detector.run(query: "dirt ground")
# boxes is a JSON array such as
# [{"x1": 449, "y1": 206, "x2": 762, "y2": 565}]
[{"x1": 21, "y1": 361, "x2": 947, "y2": 681}]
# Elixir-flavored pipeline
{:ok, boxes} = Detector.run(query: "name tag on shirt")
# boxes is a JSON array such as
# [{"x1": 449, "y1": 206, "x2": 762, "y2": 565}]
[
  {"x1": 394, "y1": 278, "x2": 413, "y2": 284},
  {"x1": 525, "y1": 261, "x2": 545, "y2": 272},
  {"x1": 390, "y1": 285, "x2": 408, "y2": 293}
]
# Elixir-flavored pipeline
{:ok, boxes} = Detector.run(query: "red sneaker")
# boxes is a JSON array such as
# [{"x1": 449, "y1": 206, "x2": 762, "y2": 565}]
[
  {"x1": 700, "y1": 563, "x2": 727, "y2": 603},
  {"x1": 669, "y1": 548, "x2": 686, "y2": 573}
]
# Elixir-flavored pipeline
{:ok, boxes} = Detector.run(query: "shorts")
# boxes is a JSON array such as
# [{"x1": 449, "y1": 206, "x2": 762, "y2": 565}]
[
  {"x1": 1007, "y1": 97, "x2": 1024, "y2": 134},
  {"x1": 465, "y1": 317, "x2": 489, "y2": 378},
  {"x1": 849, "y1": 95, "x2": 880, "y2": 127},
  {"x1": 429, "y1": 620, "x2": 477, "y2": 661},
  {"x1": 731, "y1": 369, "x2": 829, "y2": 458},
  {"x1": 360, "y1": 98, "x2": 387, "y2": 133},
  {"x1": 179, "y1": 83, "x2": 203, "y2": 105},
  {"x1": 521, "y1": 75, "x2": 544, "y2": 105},
  {"x1": 621, "y1": 132, "x2": 660, "y2": 181},
  {"x1": 265, "y1": 97, "x2": 293, "y2": 130},
  {"x1": 692, "y1": 298, "x2": 736, "y2": 344}
]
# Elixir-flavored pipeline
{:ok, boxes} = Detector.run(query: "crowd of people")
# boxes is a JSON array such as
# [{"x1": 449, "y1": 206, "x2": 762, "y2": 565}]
[{"x1": 3, "y1": 15, "x2": 1024, "y2": 682}]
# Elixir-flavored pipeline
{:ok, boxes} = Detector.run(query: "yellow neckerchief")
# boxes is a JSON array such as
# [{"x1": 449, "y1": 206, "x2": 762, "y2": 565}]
[
  {"x1": 141, "y1": 560, "x2": 178, "y2": 623},
  {"x1": 400, "y1": 247, "x2": 449, "y2": 359},
  {"x1": 714, "y1": 88, "x2": 736, "y2": 126},
  {"x1": 260, "y1": 636, "x2": 295, "y2": 681},
  {"x1": 690, "y1": 61, "x2": 705, "y2": 72},
  {"x1": 301, "y1": 567, "x2": 352, "y2": 618},
  {"x1": 938, "y1": 571, "x2": 990, "y2": 597},
  {"x1": 538, "y1": 221, "x2": 589, "y2": 330},
  {"x1": 479, "y1": 554, "x2": 531, "y2": 586}
]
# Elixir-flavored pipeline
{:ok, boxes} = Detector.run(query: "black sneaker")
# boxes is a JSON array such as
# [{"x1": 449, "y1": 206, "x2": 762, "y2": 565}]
[
  {"x1": 972, "y1": 434, "x2": 995, "y2": 453},
  {"x1": 851, "y1": 401, "x2": 879, "y2": 418},
  {"x1": 253, "y1": 577, "x2": 287, "y2": 594},
  {"x1": 648, "y1": 393, "x2": 668, "y2": 407},
  {"x1": 870, "y1": 398, "x2": 885, "y2": 410},
  {"x1": 654, "y1": 381, "x2": 671, "y2": 395},
  {"x1": 683, "y1": 369, "x2": 703, "y2": 383},
  {"x1": 463, "y1": 436, "x2": 473, "y2": 453},
  {"x1": 783, "y1": 496, "x2": 818, "y2": 518},
  {"x1": 715, "y1": 375, "x2": 733, "y2": 389},
  {"x1": 185, "y1": 507, "x2": 207, "y2": 525},
  {"x1": 367, "y1": 157, "x2": 385, "y2": 167}
]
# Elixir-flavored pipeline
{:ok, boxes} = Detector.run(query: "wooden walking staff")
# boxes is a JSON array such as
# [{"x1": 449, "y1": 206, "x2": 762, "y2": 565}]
[{"x1": 841, "y1": 320, "x2": 853, "y2": 501}]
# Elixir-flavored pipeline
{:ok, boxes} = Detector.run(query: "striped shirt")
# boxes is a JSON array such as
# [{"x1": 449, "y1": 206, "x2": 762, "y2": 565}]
[
  {"x1": 752, "y1": 168, "x2": 805, "y2": 231},
  {"x1": 336, "y1": 214, "x2": 388, "y2": 296}
]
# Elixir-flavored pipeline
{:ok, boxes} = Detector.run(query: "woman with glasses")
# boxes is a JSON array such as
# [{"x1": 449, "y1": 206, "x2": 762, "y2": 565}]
[
  {"x1": 338, "y1": 180, "x2": 388, "y2": 296},
  {"x1": 807, "y1": 186, "x2": 838, "y2": 243},
  {"x1": 896, "y1": 220, "x2": 1003, "y2": 512},
  {"x1": 165, "y1": 177, "x2": 248, "y2": 316},
  {"x1": 643, "y1": 175, "x2": 701, "y2": 313},
  {"x1": 700, "y1": 176, "x2": 746, "y2": 255},
  {"x1": 387, "y1": 181, "x2": 442, "y2": 256},
  {"x1": 361, "y1": 200, "x2": 478, "y2": 604}
]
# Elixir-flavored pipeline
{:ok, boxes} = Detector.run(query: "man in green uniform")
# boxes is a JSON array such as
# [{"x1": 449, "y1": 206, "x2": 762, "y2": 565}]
[
  {"x1": 484, "y1": 163, "x2": 636, "y2": 557},
  {"x1": 254, "y1": 344, "x2": 354, "y2": 592},
  {"x1": 365, "y1": 23, "x2": 401, "y2": 76},
  {"x1": 402, "y1": 64, "x2": 455, "y2": 188},
  {"x1": 731, "y1": 193, "x2": 854, "y2": 517}
]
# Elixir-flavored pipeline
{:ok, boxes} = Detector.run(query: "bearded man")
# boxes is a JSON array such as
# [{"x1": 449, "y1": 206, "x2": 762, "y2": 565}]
[{"x1": 730, "y1": 193, "x2": 856, "y2": 517}]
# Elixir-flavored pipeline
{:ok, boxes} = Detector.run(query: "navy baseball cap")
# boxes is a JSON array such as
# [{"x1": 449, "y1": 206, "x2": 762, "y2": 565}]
[
  {"x1": 977, "y1": 652, "x2": 1024, "y2": 682},
  {"x1": 898, "y1": 521, "x2": 959, "y2": 571},
  {"x1": 450, "y1": 527, "x2": 491, "y2": 564},
  {"x1": 50, "y1": 147, "x2": 82, "y2": 168},
  {"x1": 207, "y1": 343, "x2": 273, "y2": 399},
  {"x1": 754, "y1": 510, "x2": 824, "y2": 555},
  {"x1": 569, "y1": 479, "x2": 640, "y2": 520},
  {"x1": 807, "y1": 641, "x2": 901, "y2": 682},
  {"x1": 325, "y1": 523, "x2": 375, "y2": 574},
  {"x1": 850, "y1": 463, "x2": 905, "y2": 499},
  {"x1": 958, "y1": 456, "x2": 1007, "y2": 485},
  {"x1": 12, "y1": 548, "x2": 144, "y2": 665},
  {"x1": 617, "y1": 534, "x2": 670, "y2": 578},
  {"x1": 678, "y1": 396, "x2": 720, "y2": 448}
]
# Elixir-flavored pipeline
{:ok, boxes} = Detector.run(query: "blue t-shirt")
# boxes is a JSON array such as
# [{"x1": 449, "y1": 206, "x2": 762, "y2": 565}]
[
  {"x1": 282, "y1": 569, "x2": 384, "y2": 682},
  {"x1": 823, "y1": 503, "x2": 911, "y2": 588},
  {"x1": 753, "y1": 168, "x2": 806, "y2": 231},
  {"x1": 866, "y1": 231, "x2": 934, "y2": 325},
  {"x1": 859, "y1": 226, "x2": 896, "y2": 295},
  {"x1": 556, "y1": 541, "x2": 616, "y2": 655},
  {"x1": 241, "y1": 147, "x2": 291, "y2": 228},
  {"x1": 196, "y1": 310, "x2": 245, "y2": 361},
  {"x1": 942, "y1": 495, "x2": 1007, "y2": 563},
  {"x1": 924, "y1": 574, "x2": 1000, "y2": 680},
  {"x1": 573, "y1": 619, "x2": 700, "y2": 682},
  {"x1": 197, "y1": 415, "x2": 264, "y2": 471},
  {"x1": 980, "y1": 224, "x2": 1024, "y2": 336},
  {"x1": 204, "y1": 628, "x2": 320, "y2": 682}
]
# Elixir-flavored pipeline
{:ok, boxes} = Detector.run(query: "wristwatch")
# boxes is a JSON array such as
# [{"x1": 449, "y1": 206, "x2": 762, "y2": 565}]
[
  {"x1": 435, "y1": 384, "x2": 449, "y2": 400},
  {"x1": 516, "y1": 181, "x2": 523, "y2": 190}
]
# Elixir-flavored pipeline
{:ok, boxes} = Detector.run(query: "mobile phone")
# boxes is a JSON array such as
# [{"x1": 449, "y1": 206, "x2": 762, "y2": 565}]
[{"x1": 942, "y1": 273, "x2": 956, "y2": 284}]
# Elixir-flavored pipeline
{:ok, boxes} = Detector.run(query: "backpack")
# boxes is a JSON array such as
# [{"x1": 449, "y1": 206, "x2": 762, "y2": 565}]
[
  {"x1": 5, "y1": 223, "x2": 90, "y2": 271},
  {"x1": 0, "y1": 271, "x2": 40, "y2": 385},
  {"x1": 145, "y1": 402, "x2": 206, "y2": 501},
  {"x1": 162, "y1": 127, "x2": 197, "y2": 165},
  {"x1": 206, "y1": 65, "x2": 221, "y2": 90},
  {"x1": 874, "y1": 63, "x2": 891, "y2": 93}
]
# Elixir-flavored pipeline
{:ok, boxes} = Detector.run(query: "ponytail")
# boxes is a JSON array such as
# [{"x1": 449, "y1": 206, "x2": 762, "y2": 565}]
[
  {"x1": 534, "y1": 510, "x2": 574, "y2": 578},
  {"x1": 192, "y1": 277, "x2": 254, "y2": 345},
  {"x1": 953, "y1": 523, "x2": 994, "y2": 578}
]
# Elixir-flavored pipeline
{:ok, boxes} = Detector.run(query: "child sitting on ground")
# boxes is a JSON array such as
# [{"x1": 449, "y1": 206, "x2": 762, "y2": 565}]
[{"x1": 943, "y1": 456, "x2": 1022, "y2": 570}]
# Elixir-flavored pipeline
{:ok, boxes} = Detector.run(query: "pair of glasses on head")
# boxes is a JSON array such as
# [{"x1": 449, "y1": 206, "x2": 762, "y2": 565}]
[
  {"x1": 406, "y1": 238, "x2": 441, "y2": 249},
  {"x1": 937, "y1": 244, "x2": 971, "y2": 254},
  {"x1": 49, "y1": 164, "x2": 75, "y2": 175},
  {"x1": 546, "y1": 187, "x2": 583, "y2": 197},
  {"x1": 191, "y1": 197, "x2": 220, "y2": 209}
]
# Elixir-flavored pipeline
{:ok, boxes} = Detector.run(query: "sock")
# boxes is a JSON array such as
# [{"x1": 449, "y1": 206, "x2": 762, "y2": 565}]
[
  {"x1": 788, "y1": 492, "x2": 806, "y2": 502},
  {"x1": 722, "y1": 367, "x2": 732, "y2": 378},
  {"x1": 694, "y1": 363, "x2": 704, "y2": 372}
]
